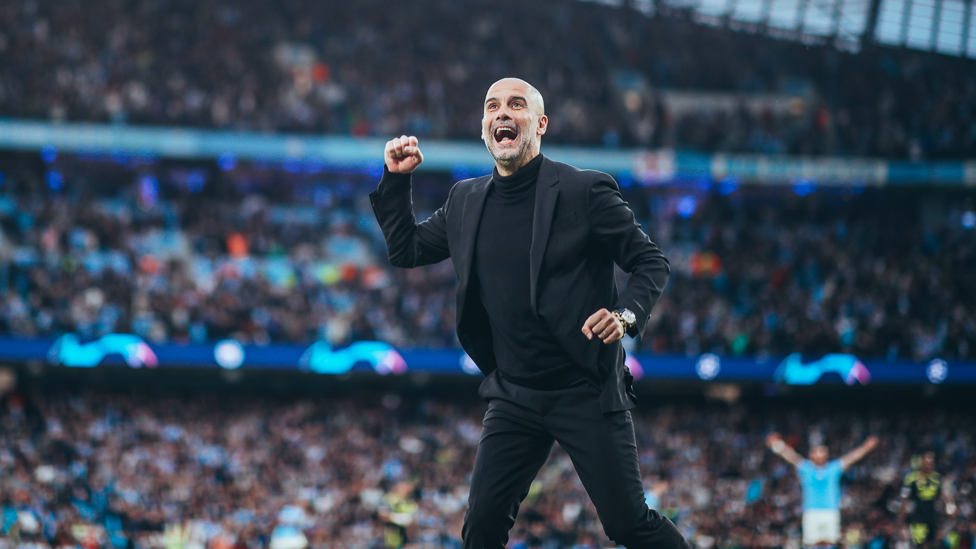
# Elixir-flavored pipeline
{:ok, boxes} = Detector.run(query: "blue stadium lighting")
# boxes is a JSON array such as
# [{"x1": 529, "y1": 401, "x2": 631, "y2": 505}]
[
  {"x1": 793, "y1": 178, "x2": 816, "y2": 197},
  {"x1": 111, "y1": 149, "x2": 129, "y2": 164},
  {"x1": 0, "y1": 171, "x2": 4, "y2": 187},
  {"x1": 135, "y1": 152, "x2": 158, "y2": 165},
  {"x1": 139, "y1": 175, "x2": 159, "y2": 208},
  {"x1": 648, "y1": 196, "x2": 665, "y2": 216},
  {"x1": 962, "y1": 211, "x2": 976, "y2": 229},
  {"x1": 617, "y1": 171, "x2": 634, "y2": 188},
  {"x1": 217, "y1": 152, "x2": 237, "y2": 171},
  {"x1": 186, "y1": 173, "x2": 205, "y2": 193},
  {"x1": 305, "y1": 157, "x2": 325, "y2": 174},
  {"x1": 41, "y1": 145, "x2": 57, "y2": 163},
  {"x1": 283, "y1": 157, "x2": 302, "y2": 173},
  {"x1": 676, "y1": 195, "x2": 696, "y2": 218},
  {"x1": 46, "y1": 171, "x2": 64, "y2": 190},
  {"x1": 366, "y1": 161, "x2": 385, "y2": 179},
  {"x1": 695, "y1": 175, "x2": 712, "y2": 191},
  {"x1": 451, "y1": 165, "x2": 471, "y2": 181},
  {"x1": 313, "y1": 186, "x2": 332, "y2": 208},
  {"x1": 718, "y1": 176, "x2": 740, "y2": 196}
]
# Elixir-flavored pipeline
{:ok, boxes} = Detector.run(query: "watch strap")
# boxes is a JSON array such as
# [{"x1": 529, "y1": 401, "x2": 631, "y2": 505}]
[{"x1": 611, "y1": 309, "x2": 635, "y2": 331}]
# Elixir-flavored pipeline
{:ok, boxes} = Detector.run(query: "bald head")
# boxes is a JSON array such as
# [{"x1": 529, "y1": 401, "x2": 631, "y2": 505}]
[
  {"x1": 481, "y1": 78, "x2": 548, "y2": 176},
  {"x1": 486, "y1": 78, "x2": 545, "y2": 117}
]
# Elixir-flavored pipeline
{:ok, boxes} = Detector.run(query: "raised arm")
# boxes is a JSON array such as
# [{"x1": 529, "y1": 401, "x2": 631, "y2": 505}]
[
  {"x1": 840, "y1": 436, "x2": 879, "y2": 470},
  {"x1": 766, "y1": 433, "x2": 804, "y2": 467},
  {"x1": 369, "y1": 135, "x2": 451, "y2": 268}
]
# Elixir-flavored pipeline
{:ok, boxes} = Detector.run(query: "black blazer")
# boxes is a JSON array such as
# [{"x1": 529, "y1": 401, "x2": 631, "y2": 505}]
[{"x1": 370, "y1": 154, "x2": 670, "y2": 412}]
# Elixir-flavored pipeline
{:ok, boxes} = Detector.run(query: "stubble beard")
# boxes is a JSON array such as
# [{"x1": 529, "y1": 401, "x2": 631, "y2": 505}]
[{"x1": 483, "y1": 130, "x2": 533, "y2": 171}]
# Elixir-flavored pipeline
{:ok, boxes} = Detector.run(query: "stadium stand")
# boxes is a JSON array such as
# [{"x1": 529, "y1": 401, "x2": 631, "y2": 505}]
[
  {"x1": 0, "y1": 0, "x2": 974, "y2": 157},
  {"x1": 0, "y1": 156, "x2": 973, "y2": 361},
  {"x1": 0, "y1": 389, "x2": 972, "y2": 549}
]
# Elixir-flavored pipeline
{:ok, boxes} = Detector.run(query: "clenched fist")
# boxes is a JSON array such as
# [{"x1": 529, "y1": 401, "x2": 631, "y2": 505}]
[
  {"x1": 385, "y1": 135, "x2": 424, "y2": 174},
  {"x1": 582, "y1": 308, "x2": 624, "y2": 344}
]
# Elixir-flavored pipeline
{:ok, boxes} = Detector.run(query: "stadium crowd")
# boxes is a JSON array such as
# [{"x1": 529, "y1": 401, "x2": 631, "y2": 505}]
[
  {"x1": 0, "y1": 0, "x2": 975, "y2": 158},
  {"x1": 0, "y1": 161, "x2": 974, "y2": 363},
  {"x1": 0, "y1": 390, "x2": 972, "y2": 549},
  {"x1": 643, "y1": 187, "x2": 976, "y2": 362}
]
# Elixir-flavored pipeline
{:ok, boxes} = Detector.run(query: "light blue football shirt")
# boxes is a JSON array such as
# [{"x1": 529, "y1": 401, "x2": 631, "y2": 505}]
[{"x1": 797, "y1": 459, "x2": 844, "y2": 511}]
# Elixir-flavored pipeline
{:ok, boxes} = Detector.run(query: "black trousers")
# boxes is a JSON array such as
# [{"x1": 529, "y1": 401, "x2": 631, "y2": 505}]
[{"x1": 462, "y1": 376, "x2": 690, "y2": 549}]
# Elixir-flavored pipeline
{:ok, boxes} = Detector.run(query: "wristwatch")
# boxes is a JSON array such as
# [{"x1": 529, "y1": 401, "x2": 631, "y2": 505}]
[{"x1": 611, "y1": 308, "x2": 637, "y2": 332}]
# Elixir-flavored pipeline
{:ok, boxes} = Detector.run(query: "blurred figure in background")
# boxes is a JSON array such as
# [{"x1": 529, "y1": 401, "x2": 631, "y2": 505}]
[
  {"x1": 901, "y1": 451, "x2": 955, "y2": 549},
  {"x1": 379, "y1": 481, "x2": 419, "y2": 549},
  {"x1": 767, "y1": 432, "x2": 879, "y2": 548}
]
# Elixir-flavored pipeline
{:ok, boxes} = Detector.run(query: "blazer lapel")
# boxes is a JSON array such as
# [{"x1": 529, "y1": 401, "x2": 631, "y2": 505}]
[
  {"x1": 529, "y1": 156, "x2": 559, "y2": 316},
  {"x1": 455, "y1": 175, "x2": 492, "y2": 325}
]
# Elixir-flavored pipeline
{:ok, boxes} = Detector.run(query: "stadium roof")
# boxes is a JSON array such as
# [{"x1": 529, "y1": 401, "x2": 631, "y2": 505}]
[{"x1": 611, "y1": 0, "x2": 976, "y2": 57}]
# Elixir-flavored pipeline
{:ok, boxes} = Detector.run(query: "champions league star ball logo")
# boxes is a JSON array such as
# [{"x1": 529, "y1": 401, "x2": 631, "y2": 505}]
[
  {"x1": 926, "y1": 359, "x2": 948, "y2": 384},
  {"x1": 48, "y1": 333, "x2": 158, "y2": 368},
  {"x1": 214, "y1": 339, "x2": 246, "y2": 370},
  {"x1": 696, "y1": 354, "x2": 721, "y2": 380},
  {"x1": 773, "y1": 353, "x2": 871, "y2": 386},
  {"x1": 299, "y1": 340, "x2": 407, "y2": 375}
]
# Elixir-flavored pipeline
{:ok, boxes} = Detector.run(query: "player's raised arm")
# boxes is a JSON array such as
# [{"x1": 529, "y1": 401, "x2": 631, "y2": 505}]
[
  {"x1": 766, "y1": 433, "x2": 804, "y2": 467},
  {"x1": 840, "y1": 436, "x2": 879, "y2": 470}
]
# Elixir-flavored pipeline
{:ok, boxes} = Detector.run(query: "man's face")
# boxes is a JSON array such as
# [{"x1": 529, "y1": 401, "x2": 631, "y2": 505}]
[
  {"x1": 920, "y1": 452, "x2": 935, "y2": 472},
  {"x1": 481, "y1": 79, "x2": 547, "y2": 165},
  {"x1": 811, "y1": 446, "x2": 829, "y2": 466}
]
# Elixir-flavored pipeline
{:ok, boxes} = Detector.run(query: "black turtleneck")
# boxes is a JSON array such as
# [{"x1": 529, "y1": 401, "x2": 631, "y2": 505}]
[{"x1": 473, "y1": 154, "x2": 588, "y2": 389}]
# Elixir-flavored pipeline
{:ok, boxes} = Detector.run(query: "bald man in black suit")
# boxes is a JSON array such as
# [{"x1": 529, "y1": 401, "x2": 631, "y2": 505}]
[{"x1": 371, "y1": 78, "x2": 687, "y2": 549}]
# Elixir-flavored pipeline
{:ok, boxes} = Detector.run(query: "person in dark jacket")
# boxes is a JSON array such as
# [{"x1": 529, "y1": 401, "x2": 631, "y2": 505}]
[{"x1": 370, "y1": 78, "x2": 686, "y2": 549}]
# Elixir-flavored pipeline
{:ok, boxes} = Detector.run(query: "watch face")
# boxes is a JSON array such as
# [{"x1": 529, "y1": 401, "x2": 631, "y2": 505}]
[{"x1": 621, "y1": 310, "x2": 636, "y2": 324}]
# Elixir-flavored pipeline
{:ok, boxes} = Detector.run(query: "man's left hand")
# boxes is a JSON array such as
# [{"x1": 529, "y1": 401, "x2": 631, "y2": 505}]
[{"x1": 582, "y1": 308, "x2": 624, "y2": 344}]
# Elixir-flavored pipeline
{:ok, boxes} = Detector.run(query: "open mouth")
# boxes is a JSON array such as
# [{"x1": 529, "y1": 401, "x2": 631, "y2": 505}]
[{"x1": 493, "y1": 125, "x2": 519, "y2": 146}]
